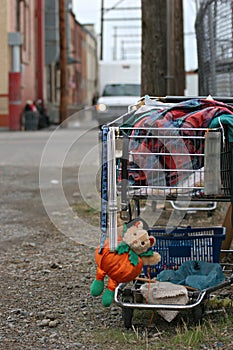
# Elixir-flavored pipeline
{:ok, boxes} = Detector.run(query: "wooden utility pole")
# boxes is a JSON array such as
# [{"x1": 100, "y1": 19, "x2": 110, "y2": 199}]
[
  {"x1": 141, "y1": 0, "x2": 166, "y2": 96},
  {"x1": 173, "y1": 0, "x2": 185, "y2": 95},
  {"x1": 100, "y1": 0, "x2": 104, "y2": 60},
  {"x1": 59, "y1": 0, "x2": 67, "y2": 124},
  {"x1": 141, "y1": 0, "x2": 185, "y2": 96}
]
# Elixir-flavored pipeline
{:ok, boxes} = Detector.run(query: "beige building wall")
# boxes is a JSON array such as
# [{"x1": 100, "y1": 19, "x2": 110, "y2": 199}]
[
  {"x1": 84, "y1": 25, "x2": 98, "y2": 106},
  {"x1": 20, "y1": 1, "x2": 37, "y2": 105},
  {"x1": 67, "y1": 12, "x2": 78, "y2": 106},
  {"x1": 0, "y1": 0, "x2": 37, "y2": 128},
  {"x1": 0, "y1": 0, "x2": 9, "y2": 126}
]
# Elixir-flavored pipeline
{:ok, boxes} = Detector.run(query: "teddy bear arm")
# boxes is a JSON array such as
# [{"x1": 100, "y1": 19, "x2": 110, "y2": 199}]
[{"x1": 141, "y1": 252, "x2": 161, "y2": 266}]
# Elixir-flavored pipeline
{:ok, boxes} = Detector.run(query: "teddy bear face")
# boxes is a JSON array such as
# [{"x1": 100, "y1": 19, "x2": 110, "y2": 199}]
[{"x1": 122, "y1": 222, "x2": 155, "y2": 255}]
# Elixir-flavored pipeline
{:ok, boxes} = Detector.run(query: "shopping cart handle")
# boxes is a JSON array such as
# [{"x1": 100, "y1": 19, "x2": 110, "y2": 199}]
[
  {"x1": 170, "y1": 201, "x2": 217, "y2": 211},
  {"x1": 114, "y1": 283, "x2": 207, "y2": 310}
]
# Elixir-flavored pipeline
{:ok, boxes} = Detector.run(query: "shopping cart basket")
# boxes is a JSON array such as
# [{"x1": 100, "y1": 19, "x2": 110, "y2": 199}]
[{"x1": 99, "y1": 96, "x2": 233, "y2": 327}]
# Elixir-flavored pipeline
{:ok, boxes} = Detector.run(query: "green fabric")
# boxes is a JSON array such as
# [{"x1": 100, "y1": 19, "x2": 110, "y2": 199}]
[
  {"x1": 122, "y1": 223, "x2": 128, "y2": 236},
  {"x1": 128, "y1": 250, "x2": 140, "y2": 266},
  {"x1": 209, "y1": 113, "x2": 233, "y2": 142},
  {"x1": 140, "y1": 249, "x2": 154, "y2": 257},
  {"x1": 115, "y1": 242, "x2": 140, "y2": 266},
  {"x1": 157, "y1": 261, "x2": 225, "y2": 290},
  {"x1": 115, "y1": 240, "x2": 154, "y2": 266},
  {"x1": 102, "y1": 289, "x2": 114, "y2": 307},
  {"x1": 90, "y1": 279, "x2": 104, "y2": 296},
  {"x1": 115, "y1": 241, "x2": 130, "y2": 254}
]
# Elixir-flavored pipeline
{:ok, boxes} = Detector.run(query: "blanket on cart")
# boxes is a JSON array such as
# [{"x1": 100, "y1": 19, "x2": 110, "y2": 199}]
[
  {"x1": 157, "y1": 260, "x2": 225, "y2": 290},
  {"x1": 122, "y1": 98, "x2": 233, "y2": 189}
]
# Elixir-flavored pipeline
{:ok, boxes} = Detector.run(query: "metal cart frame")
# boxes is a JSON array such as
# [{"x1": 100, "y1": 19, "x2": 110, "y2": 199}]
[{"x1": 99, "y1": 96, "x2": 233, "y2": 328}]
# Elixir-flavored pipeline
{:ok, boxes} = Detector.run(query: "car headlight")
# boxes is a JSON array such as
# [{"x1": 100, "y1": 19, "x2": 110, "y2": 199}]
[{"x1": 96, "y1": 103, "x2": 107, "y2": 112}]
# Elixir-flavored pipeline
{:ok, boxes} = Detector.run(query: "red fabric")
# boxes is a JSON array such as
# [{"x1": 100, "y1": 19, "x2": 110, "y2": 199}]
[{"x1": 125, "y1": 99, "x2": 233, "y2": 187}]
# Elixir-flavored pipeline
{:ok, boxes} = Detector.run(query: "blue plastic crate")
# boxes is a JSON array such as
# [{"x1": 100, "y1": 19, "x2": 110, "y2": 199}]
[{"x1": 144, "y1": 226, "x2": 226, "y2": 278}]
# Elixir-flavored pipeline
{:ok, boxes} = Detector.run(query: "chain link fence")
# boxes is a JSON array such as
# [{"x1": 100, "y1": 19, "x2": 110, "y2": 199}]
[{"x1": 195, "y1": 0, "x2": 233, "y2": 96}]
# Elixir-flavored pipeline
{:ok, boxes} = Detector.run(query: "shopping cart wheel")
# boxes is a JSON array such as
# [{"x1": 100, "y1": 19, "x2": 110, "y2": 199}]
[
  {"x1": 121, "y1": 288, "x2": 134, "y2": 329},
  {"x1": 192, "y1": 303, "x2": 205, "y2": 324},
  {"x1": 122, "y1": 307, "x2": 134, "y2": 329}
]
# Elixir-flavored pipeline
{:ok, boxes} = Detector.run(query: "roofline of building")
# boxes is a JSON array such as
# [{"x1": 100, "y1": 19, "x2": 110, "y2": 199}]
[{"x1": 69, "y1": 10, "x2": 98, "y2": 43}]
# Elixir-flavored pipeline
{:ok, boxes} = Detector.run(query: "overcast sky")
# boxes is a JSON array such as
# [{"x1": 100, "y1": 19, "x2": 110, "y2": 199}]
[{"x1": 73, "y1": 0, "x2": 198, "y2": 70}]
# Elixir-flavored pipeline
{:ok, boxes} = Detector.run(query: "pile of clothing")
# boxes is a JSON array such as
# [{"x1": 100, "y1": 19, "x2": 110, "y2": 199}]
[{"x1": 121, "y1": 98, "x2": 233, "y2": 189}]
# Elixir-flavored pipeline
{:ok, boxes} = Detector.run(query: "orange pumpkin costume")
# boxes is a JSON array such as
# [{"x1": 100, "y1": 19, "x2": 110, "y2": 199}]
[
  {"x1": 90, "y1": 221, "x2": 161, "y2": 307},
  {"x1": 95, "y1": 239, "x2": 143, "y2": 292}
]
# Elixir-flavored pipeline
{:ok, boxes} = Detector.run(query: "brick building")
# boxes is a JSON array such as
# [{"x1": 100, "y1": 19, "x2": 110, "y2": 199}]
[{"x1": 0, "y1": 0, "x2": 98, "y2": 130}]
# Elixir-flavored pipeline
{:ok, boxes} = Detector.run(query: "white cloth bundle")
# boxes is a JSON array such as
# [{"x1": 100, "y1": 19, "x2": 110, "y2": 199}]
[{"x1": 140, "y1": 281, "x2": 189, "y2": 322}]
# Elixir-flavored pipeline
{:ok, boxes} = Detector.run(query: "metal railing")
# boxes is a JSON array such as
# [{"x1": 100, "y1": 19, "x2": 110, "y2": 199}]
[{"x1": 195, "y1": 0, "x2": 233, "y2": 96}]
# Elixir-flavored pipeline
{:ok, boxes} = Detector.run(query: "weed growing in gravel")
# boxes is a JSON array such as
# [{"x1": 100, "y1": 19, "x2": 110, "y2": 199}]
[{"x1": 89, "y1": 310, "x2": 233, "y2": 350}]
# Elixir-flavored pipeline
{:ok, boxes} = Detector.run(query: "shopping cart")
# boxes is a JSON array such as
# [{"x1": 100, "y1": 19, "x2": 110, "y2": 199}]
[{"x1": 99, "y1": 96, "x2": 233, "y2": 328}]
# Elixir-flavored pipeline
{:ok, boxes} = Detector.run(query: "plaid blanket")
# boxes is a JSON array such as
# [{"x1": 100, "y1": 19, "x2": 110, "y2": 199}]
[{"x1": 123, "y1": 98, "x2": 233, "y2": 188}]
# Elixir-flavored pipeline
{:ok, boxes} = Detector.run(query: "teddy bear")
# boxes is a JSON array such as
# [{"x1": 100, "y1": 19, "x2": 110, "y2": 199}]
[{"x1": 90, "y1": 220, "x2": 161, "y2": 307}]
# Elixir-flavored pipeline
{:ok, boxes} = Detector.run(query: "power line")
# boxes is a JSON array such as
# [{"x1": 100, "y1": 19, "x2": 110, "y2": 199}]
[
  {"x1": 103, "y1": 17, "x2": 141, "y2": 21},
  {"x1": 100, "y1": 0, "x2": 141, "y2": 59},
  {"x1": 105, "y1": 7, "x2": 141, "y2": 11}
]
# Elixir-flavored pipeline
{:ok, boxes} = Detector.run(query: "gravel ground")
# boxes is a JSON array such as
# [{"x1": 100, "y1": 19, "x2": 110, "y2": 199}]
[
  {"x1": 0, "y1": 166, "x2": 123, "y2": 350},
  {"x1": 0, "y1": 165, "x2": 232, "y2": 350}
]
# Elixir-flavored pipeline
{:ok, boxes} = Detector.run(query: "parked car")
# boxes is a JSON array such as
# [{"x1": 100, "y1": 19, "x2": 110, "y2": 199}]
[{"x1": 95, "y1": 83, "x2": 141, "y2": 126}]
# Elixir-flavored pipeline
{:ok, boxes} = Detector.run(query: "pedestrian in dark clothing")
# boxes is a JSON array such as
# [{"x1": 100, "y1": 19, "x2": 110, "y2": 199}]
[
  {"x1": 21, "y1": 101, "x2": 39, "y2": 130},
  {"x1": 36, "y1": 100, "x2": 50, "y2": 129}
]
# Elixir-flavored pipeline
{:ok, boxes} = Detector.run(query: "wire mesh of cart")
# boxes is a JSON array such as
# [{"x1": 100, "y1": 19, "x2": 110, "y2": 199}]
[{"x1": 99, "y1": 96, "x2": 233, "y2": 328}]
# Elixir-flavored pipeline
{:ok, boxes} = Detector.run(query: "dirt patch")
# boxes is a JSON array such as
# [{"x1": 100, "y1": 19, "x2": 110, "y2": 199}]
[{"x1": 0, "y1": 166, "x2": 232, "y2": 349}]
